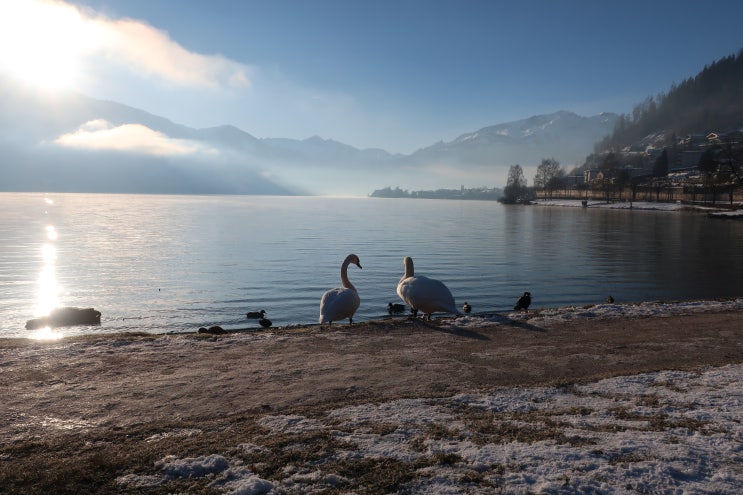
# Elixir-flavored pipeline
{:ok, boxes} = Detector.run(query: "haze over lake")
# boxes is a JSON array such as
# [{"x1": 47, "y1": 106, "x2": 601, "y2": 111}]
[{"x1": 1, "y1": 193, "x2": 741, "y2": 339}]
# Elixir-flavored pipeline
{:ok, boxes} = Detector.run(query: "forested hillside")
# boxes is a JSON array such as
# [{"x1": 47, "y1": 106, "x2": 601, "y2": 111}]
[{"x1": 597, "y1": 49, "x2": 743, "y2": 151}]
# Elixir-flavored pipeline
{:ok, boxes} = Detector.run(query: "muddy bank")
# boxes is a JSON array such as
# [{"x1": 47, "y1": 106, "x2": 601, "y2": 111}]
[{"x1": 2, "y1": 309, "x2": 741, "y2": 439}]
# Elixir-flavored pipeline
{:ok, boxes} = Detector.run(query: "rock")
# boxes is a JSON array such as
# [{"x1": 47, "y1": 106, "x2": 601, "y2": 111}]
[
  {"x1": 26, "y1": 307, "x2": 101, "y2": 330},
  {"x1": 198, "y1": 325, "x2": 227, "y2": 335}
]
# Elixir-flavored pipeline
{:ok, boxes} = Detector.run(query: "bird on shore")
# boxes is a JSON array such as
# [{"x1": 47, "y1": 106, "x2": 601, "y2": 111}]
[
  {"x1": 396, "y1": 256, "x2": 460, "y2": 320},
  {"x1": 514, "y1": 292, "x2": 531, "y2": 312},
  {"x1": 388, "y1": 302, "x2": 406, "y2": 314},
  {"x1": 319, "y1": 254, "x2": 362, "y2": 325},
  {"x1": 246, "y1": 309, "x2": 266, "y2": 319},
  {"x1": 258, "y1": 317, "x2": 272, "y2": 328},
  {"x1": 462, "y1": 301, "x2": 472, "y2": 314},
  {"x1": 606, "y1": 295, "x2": 615, "y2": 303}
]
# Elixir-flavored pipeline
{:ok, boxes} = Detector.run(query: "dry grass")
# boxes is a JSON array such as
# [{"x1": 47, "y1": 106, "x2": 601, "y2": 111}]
[{"x1": 1, "y1": 310, "x2": 741, "y2": 493}]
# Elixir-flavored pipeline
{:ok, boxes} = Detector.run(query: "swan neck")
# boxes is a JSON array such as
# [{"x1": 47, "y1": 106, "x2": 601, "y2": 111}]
[
  {"x1": 403, "y1": 257, "x2": 415, "y2": 278},
  {"x1": 341, "y1": 259, "x2": 356, "y2": 290}
]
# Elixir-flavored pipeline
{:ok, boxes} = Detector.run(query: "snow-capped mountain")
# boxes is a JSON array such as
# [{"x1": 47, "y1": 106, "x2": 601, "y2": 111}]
[
  {"x1": 0, "y1": 78, "x2": 616, "y2": 195},
  {"x1": 409, "y1": 111, "x2": 617, "y2": 168}
]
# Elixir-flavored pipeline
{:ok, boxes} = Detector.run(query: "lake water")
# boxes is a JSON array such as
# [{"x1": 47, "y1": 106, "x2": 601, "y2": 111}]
[{"x1": 1, "y1": 192, "x2": 741, "y2": 339}]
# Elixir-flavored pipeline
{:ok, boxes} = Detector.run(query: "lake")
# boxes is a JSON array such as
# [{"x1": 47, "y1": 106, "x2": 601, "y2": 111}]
[{"x1": 1, "y1": 192, "x2": 741, "y2": 339}]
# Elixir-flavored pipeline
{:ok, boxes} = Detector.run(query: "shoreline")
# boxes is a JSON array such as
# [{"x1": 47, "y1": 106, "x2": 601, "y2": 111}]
[
  {"x1": 533, "y1": 197, "x2": 743, "y2": 214},
  {"x1": 8, "y1": 296, "x2": 742, "y2": 342},
  {"x1": 2, "y1": 300, "x2": 741, "y2": 493}
]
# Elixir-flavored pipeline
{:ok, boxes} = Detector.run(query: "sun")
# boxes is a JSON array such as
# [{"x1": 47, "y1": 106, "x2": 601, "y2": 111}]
[{"x1": 0, "y1": 0, "x2": 95, "y2": 91}]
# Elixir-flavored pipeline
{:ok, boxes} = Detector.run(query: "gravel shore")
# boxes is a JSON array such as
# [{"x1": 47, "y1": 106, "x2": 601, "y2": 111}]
[{"x1": 1, "y1": 302, "x2": 741, "y2": 494}]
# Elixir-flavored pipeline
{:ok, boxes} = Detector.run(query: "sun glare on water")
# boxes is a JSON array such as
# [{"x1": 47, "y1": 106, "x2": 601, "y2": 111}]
[
  {"x1": 0, "y1": 0, "x2": 99, "y2": 91},
  {"x1": 29, "y1": 326, "x2": 64, "y2": 340},
  {"x1": 31, "y1": 223, "x2": 64, "y2": 340}
]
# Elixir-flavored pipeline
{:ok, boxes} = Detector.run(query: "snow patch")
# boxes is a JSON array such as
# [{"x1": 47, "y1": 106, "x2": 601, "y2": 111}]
[{"x1": 115, "y1": 363, "x2": 742, "y2": 493}]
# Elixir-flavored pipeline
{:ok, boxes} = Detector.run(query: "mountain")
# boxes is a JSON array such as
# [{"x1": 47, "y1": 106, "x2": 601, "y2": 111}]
[
  {"x1": 409, "y1": 111, "x2": 617, "y2": 167},
  {"x1": 597, "y1": 49, "x2": 743, "y2": 152},
  {"x1": 0, "y1": 77, "x2": 615, "y2": 195},
  {"x1": 0, "y1": 77, "x2": 300, "y2": 195}
]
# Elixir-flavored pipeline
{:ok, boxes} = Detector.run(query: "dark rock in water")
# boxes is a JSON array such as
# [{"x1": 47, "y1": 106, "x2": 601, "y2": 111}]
[
  {"x1": 387, "y1": 302, "x2": 406, "y2": 314},
  {"x1": 258, "y1": 318, "x2": 272, "y2": 328},
  {"x1": 26, "y1": 307, "x2": 101, "y2": 330},
  {"x1": 198, "y1": 325, "x2": 227, "y2": 335}
]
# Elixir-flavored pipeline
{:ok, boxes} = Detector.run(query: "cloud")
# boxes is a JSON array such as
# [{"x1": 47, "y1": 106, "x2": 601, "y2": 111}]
[
  {"x1": 55, "y1": 119, "x2": 216, "y2": 156},
  {"x1": 96, "y1": 17, "x2": 250, "y2": 89},
  {"x1": 0, "y1": 0, "x2": 250, "y2": 90}
]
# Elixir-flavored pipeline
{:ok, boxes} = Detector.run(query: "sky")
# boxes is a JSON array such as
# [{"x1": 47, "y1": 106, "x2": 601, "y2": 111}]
[{"x1": 1, "y1": 0, "x2": 742, "y2": 155}]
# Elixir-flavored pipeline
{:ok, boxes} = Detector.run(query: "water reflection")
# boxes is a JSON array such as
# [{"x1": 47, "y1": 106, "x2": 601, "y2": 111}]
[
  {"x1": 36, "y1": 241, "x2": 60, "y2": 315},
  {"x1": 29, "y1": 326, "x2": 63, "y2": 340},
  {"x1": 31, "y1": 224, "x2": 63, "y2": 340}
]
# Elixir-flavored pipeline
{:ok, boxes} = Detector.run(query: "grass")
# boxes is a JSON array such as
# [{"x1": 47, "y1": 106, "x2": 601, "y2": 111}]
[
  {"x1": 0, "y1": 377, "x2": 733, "y2": 494},
  {"x1": 0, "y1": 418, "x2": 244, "y2": 495}
]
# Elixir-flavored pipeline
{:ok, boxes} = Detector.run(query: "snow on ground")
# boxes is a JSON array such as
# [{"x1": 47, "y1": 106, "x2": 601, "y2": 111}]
[
  {"x1": 708, "y1": 209, "x2": 743, "y2": 219},
  {"x1": 534, "y1": 198, "x2": 743, "y2": 217},
  {"x1": 534, "y1": 199, "x2": 688, "y2": 211},
  {"x1": 452, "y1": 297, "x2": 743, "y2": 330},
  {"x1": 113, "y1": 299, "x2": 743, "y2": 494},
  {"x1": 119, "y1": 364, "x2": 743, "y2": 494}
]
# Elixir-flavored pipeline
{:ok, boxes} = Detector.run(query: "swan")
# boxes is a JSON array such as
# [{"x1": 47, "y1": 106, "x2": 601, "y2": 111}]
[
  {"x1": 514, "y1": 291, "x2": 531, "y2": 311},
  {"x1": 396, "y1": 256, "x2": 460, "y2": 319},
  {"x1": 319, "y1": 254, "x2": 362, "y2": 325}
]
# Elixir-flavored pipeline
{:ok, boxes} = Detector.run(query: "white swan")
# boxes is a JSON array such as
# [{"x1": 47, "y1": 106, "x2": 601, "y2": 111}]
[
  {"x1": 396, "y1": 256, "x2": 460, "y2": 319},
  {"x1": 319, "y1": 254, "x2": 362, "y2": 325}
]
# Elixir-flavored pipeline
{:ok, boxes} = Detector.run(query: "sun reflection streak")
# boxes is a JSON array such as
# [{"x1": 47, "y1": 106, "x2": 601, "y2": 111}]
[
  {"x1": 36, "y1": 242, "x2": 61, "y2": 317},
  {"x1": 45, "y1": 225, "x2": 58, "y2": 240},
  {"x1": 31, "y1": 221, "x2": 65, "y2": 339},
  {"x1": 29, "y1": 327, "x2": 64, "y2": 341}
]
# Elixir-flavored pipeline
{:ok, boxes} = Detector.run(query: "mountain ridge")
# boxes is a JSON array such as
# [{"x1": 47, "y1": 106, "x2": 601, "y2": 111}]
[{"x1": 0, "y1": 76, "x2": 616, "y2": 195}]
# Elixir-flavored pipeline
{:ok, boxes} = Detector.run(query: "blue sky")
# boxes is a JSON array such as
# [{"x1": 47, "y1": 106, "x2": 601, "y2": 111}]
[{"x1": 2, "y1": 0, "x2": 742, "y2": 154}]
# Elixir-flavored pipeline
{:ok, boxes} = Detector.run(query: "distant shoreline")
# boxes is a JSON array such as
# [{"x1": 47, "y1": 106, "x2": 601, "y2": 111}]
[
  {"x1": 368, "y1": 193, "x2": 742, "y2": 217},
  {"x1": 534, "y1": 198, "x2": 743, "y2": 216}
]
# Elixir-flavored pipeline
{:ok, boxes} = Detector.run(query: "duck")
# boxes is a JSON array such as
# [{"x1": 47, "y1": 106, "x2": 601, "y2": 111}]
[
  {"x1": 514, "y1": 291, "x2": 531, "y2": 312},
  {"x1": 462, "y1": 301, "x2": 472, "y2": 313},
  {"x1": 246, "y1": 309, "x2": 266, "y2": 319},
  {"x1": 387, "y1": 302, "x2": 406, "y2": 314},
  {"x1": 319, "y1": 254, "x2": 362, "y2": 325},
  {"x1": 606, "y1": 295, "x2": 615, "y2": 304},
  {"x1": 258, "y1": 317, "x2": 272, "y2": 328},
  {"x1": 396, "y1": 256, "x2": 459, "y2": 320}
]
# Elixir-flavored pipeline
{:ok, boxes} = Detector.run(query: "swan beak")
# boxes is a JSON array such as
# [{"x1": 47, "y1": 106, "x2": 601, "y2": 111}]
[{"x1": 357, "y1": 263, "x2": 363, "y2": 269}]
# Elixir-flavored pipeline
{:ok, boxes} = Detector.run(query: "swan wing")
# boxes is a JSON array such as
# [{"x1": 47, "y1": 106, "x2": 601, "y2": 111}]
[
  {"x1": 398, "y1": 275, "x2": 457, "y2": 315},
  {"x1": 319, "y1": 287, "x2": 360, "y2": 323},
  {"x1": 396, "y1": 276, "x2": 413, "y2": 306}
]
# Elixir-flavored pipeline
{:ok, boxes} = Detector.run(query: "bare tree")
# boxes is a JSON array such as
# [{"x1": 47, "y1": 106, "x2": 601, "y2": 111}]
[{"x1": 533, "y1": 158, "x2": 563, "y2": 198}]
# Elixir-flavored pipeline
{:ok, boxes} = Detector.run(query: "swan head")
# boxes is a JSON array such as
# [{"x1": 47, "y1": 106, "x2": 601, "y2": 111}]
[{"x1": 346, "y1": 254, "x2": 362, "y2": 269}]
